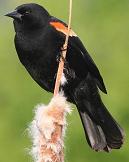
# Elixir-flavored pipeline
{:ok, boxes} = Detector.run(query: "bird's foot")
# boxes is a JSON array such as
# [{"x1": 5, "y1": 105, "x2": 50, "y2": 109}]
[
  {"x1": 61, "y1": 46, "x2": 67, "y2": 52},
  {"x1": 56, "y1": 53, "x2": 66, "y2": 62}
]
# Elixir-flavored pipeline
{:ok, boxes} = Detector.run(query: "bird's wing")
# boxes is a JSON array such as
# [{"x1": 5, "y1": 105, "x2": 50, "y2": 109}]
[
  {"x1": 68, "y1": 36, "x2": 107, "y2": 94},
  {"x1": 50, "y1": 18, "x2": 107, "y2": 94}
]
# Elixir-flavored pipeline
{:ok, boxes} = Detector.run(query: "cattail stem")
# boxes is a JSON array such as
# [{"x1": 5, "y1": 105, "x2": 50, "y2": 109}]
[
  {"x1": 29, "y1": 1, "x2": 73, "y2": 162},
  {"x1": 54, "y1": 0, "x2": 72, "y2": 96}
]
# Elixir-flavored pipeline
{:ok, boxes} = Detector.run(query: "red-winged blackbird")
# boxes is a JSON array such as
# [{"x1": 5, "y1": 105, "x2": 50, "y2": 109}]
[{"x1": 6, "y1": 3, "x2": 124, "y2": 152}]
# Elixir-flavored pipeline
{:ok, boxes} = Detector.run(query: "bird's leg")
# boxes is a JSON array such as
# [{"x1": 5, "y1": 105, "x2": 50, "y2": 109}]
[
  {"x1": 60, "y1": 53, "x2": 66, "y2": 62},
  {"x1": 56, "y1": 47, "x2": 67, "y2": 63},
  {"x1": 60, "y1": 46, "x2": 68, "y2": 61},
  {"x1": 61, "y1": 46, "x2": 67, "y2": 52}
]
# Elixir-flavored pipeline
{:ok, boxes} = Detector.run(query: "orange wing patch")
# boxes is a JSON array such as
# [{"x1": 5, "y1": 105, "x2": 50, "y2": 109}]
[{"x1": 50, "y1": 22, "x2": 77, "y2": 37}]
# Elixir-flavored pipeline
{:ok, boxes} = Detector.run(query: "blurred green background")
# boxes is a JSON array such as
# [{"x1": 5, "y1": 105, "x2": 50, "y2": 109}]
[{"x1": 0, "y1": 0, "x2": 129, "y2": 161}]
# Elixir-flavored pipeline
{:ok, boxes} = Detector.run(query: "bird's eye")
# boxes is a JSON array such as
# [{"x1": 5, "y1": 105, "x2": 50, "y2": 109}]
[{"x1": 24, "y1": 10, "x2": 31, "y2": 15}]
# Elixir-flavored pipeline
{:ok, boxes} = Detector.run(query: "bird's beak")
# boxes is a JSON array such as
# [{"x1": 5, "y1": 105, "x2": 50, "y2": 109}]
[{"x1": 5, "y1": 10, "x2": 22, "y2": 21}]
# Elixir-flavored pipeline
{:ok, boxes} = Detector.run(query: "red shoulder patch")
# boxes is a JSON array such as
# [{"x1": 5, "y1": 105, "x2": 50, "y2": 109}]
[{"x1": 50, "y1": 21, "x2": 77, "y2": 37}]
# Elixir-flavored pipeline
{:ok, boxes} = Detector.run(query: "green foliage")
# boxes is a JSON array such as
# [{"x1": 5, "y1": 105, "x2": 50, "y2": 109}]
[{"x1": 0, "y1": 0, "x2": 129, "y2": 161}]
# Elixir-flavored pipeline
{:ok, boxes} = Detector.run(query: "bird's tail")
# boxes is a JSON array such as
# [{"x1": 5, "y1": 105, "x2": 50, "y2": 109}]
[{"x1": 73, "y1": 74, "x2": 124, "y2": 152}]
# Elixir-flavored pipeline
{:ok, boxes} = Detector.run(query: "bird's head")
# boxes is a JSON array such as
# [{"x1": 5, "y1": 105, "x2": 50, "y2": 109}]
[{"x1": 5, "y1": 3, "x2": 50, "y2": 31}]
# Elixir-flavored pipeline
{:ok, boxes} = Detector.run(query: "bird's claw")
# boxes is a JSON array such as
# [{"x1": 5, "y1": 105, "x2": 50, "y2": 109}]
[
  {"x1": 61, "y1": 46, "x2": 67, "y2": 52},
  {"x1": 56, "y1": 53, "x2": 66, "y2": 62}
]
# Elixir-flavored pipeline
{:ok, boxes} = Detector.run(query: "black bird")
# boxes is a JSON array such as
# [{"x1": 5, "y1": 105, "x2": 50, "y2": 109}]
[{"x1": 6, "y1": 3, "x2": 124, "y2": 152}]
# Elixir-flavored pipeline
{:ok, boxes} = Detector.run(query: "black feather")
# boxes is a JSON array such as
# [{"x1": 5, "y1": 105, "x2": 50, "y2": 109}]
[
  {"x1": 68, "y1": 37, "x2": 107, "y2": 94},
  {"x1": 73, "y1": 74, "x2": 124, "y2": 151}
]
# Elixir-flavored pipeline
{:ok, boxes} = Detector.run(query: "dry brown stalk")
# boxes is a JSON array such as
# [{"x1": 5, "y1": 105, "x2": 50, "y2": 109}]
[{"x1": 30, "y1": 1, "x2": 73, "y2": 162}]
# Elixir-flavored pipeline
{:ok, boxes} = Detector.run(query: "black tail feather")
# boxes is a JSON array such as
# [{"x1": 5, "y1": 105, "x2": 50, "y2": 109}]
[
  {"x1": 73, "y1": 74, "x2": 124, "y2": 152},
  {"x1": 78, "y1": 110, "x2": 110, "y2": 152}
]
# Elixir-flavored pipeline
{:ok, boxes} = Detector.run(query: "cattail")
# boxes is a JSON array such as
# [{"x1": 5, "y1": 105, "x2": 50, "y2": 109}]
[
  {"x1": 30, "y1": 94, "x2": 71, "y2": 162},
  {"x1": 29, "y1": 0, "x2": 73, "y2": 162}
]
